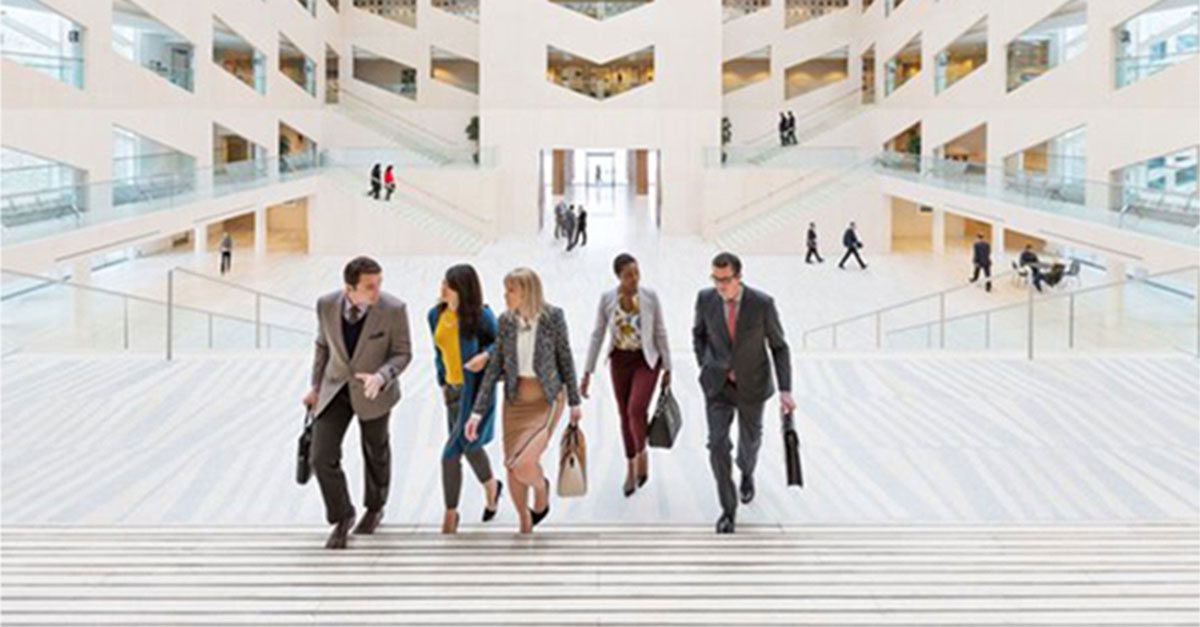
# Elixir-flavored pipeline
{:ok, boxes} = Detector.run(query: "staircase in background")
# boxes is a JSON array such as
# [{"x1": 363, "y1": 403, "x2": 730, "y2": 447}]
[
  {"x1": 713, "y1": 158, "x2": 874, "y2": 251},
  {"x1": 333, "y1": 89, "x2": 476, "y2": 166},
  {"x1": 323, "y1": 166, "x2": 489, "y2": 254}
]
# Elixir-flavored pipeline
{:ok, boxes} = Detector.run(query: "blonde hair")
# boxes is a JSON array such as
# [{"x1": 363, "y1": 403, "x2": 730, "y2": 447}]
[{"x1": 504, "y1": 267, "x2": 546, "y2": 323}]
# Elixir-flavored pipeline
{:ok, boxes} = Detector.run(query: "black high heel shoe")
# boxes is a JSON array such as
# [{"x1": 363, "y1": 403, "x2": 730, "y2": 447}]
[
  {"x1": 482, "y1": 480, "x2": 503, "y2": 522},
  {"x1": 530, "y1": 478, "x2": 550, "y2": 527}
]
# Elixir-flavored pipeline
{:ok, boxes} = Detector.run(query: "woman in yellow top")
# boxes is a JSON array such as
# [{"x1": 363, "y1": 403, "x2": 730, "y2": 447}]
[{"x1": 427, "y1": 264, "x2": 502, "y2": 534}]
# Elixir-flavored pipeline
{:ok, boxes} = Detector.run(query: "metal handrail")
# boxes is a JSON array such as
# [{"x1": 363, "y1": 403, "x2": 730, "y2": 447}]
[
  {"x1": 737, "y1": 88, "x2": 862, "y2": 148},
  {"x1": 2, "y1": 268, "x2": 311, "y2": 355},
  {"x1": 326, "y1": 165, "x2": 491, "y2": 230},
  {"x1": 804, "y1": 268, "x2": 1020, "y2": 337},
  {"x1": 881, "y1": 151, "x2": 1200, "y2": 211},
  {"x1": 170, "y1": 266, "x2": 310, "y2": 310},
  {"x1": 337, "y1": 87, "x2": 463, "y2": 148},
  {"x1": 885, "y1": 263, "x2": 1199, "y2": 337},
  {"x1": 712, "y1": 156, "x2": 874, "y2": 228}
]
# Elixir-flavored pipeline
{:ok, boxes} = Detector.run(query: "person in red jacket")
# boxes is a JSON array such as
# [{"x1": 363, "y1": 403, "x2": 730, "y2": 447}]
[{"x1": 383, "y1": 165, "x2": 396, "y2": 201}]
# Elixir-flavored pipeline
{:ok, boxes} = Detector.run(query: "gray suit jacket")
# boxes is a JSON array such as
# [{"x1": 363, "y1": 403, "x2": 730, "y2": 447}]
[
  {"x1": 584, "y1": 286, "x2": 671, "y2": 374},
  {"x1": 692, "y1": 285, "x2": 791, "y2": 403},
  {"x1": 473, "y1": 305, "x2": 582, "y2": 411},
  {"x1": 310, "y1": 290, "x2": 413, "y2": 420}
]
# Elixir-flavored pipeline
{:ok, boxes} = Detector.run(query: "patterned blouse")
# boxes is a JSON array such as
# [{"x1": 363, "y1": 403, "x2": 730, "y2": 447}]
[{"x1": 611, "y1": 294, "x2": 642, "y2": 351}]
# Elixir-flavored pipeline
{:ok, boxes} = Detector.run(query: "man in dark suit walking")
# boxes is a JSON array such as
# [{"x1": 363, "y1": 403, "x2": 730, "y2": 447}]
[
  {"x1": 969, "y1": 232, "x2": 992, "y2": 292},
  {"x1": 693, "y1": 252, "x2": 795, "y2": 534},
  {"x1": 805, "y1": 222, "x2": 823, "y2": 264},
  {"x1": 838, "y1": 221, "x2": 867, "y2": 270},
  {"x1": 303, "y1": 256, "x2": 413, "y2": 549}
]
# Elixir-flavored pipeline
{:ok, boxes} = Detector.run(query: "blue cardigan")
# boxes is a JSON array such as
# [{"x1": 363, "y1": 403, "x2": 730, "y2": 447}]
[{"x1": 428, "y1": 304, "x2": 498, "y2": 460}]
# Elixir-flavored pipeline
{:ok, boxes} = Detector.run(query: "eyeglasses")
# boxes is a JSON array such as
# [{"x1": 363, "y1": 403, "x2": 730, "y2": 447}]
[{"x1": 710, "y1": 274, "x2": 739, "y2": 285}]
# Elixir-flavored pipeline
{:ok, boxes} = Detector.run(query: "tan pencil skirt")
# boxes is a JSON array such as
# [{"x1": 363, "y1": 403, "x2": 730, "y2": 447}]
[{"x1": 503, "y1": 377, "x2": 565, "y2": 463}]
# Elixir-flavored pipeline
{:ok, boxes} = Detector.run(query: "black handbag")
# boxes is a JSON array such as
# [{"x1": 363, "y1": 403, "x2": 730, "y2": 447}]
[
  {"x1": 647, "y1": 385, "x2": 682, "y2": 449},
  {"x1": 296, "y1": 409, "x2": 315, "y2": 485},
  {"x1": 783, "y1": 412, "x2": 803, "y2": 488}
]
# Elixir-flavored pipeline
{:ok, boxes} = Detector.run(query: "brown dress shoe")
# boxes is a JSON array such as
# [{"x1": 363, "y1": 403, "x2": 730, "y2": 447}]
[
  {"x1": 325, "y1": 511, "x2": 356, "y2": 550},
  {"x1": 353, "y1": 509, "x2": 384, "y2": 535}
]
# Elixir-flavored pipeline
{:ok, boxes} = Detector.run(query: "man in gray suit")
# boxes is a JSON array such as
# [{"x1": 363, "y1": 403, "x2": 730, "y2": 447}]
[
  {"x1": 303, "y1": 256, "x2": 412, "y2": 549},
  {"x1": 693, "y1": 252, "x2": 795, "y2": 534}
]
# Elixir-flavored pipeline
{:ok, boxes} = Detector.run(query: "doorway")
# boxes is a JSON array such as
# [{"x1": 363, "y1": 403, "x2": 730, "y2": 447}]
[{"x1": 538, "y1": 148, "x2": 661, "y2": 242}]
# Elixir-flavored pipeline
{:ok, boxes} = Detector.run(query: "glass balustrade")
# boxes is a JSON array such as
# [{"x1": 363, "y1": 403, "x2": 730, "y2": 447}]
[
  {"x1": 0, "y1": 50, "x2": 84, "y2": 87},
  {"x1": 550, "y1": 1, "x2": 654, "y2": 20},
  {"x1": 875, "y1": 151, "x2": 1200, "y2": 245},
  {"x1": 805, "y1": 265, "x2": 1199, "y2": 358},
  {"x1": 1116, "y1": 51, "x2": 1199, "y2": 88},
  {"x1": 0, "y1": 269, "x2": 313, "y2": 356},
  {"x1": 0, "y1": 154, "x2": 326, "y2": 246}
]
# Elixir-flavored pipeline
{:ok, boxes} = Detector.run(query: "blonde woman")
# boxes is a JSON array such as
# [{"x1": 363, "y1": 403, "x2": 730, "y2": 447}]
[{"x1": 466, "y1": 268, "x2": 582, "y2": 534}]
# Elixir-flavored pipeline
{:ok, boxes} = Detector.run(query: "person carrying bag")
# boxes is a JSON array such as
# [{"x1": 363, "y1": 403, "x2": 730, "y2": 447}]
[
  {"x1": 557, "y1": 423, "x2": 588, "y2": 497},
  {"x1": 647, "y1": 384, "x2": 682, "y2": 449}
]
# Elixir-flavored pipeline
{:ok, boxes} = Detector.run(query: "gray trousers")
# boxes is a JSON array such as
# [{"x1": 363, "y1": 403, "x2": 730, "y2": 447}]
[
  {"x1": 705, "y1": 381, "x2": 765, "y2": 517},
  {"x1": 312, "y1": 385, "x2": 391, "y2": 524},
  {"x1": 442, "y1": 385, "x2": 494, "y2": 510}
]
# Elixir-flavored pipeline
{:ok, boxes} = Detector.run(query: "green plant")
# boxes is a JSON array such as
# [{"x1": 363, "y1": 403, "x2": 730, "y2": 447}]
[{"x1": 906, "y1": 133, "x2": 921, "y2": 155}]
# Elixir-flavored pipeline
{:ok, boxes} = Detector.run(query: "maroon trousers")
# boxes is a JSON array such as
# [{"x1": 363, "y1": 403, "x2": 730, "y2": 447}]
[{"x1": 609, "y1": 349, "x2": 661, "y2": 459}]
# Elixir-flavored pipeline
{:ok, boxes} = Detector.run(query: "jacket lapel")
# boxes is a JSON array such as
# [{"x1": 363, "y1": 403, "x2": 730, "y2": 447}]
[
  {"x1": 350, "y1": 300, "x2": 386, "y2": 367},
  {"x1": 734, "y1": 286, "x2": 754, "y2": 344},
  {"x1": 330, "y1": 294, "x2": 351, "y2": 364},
  {"x1": 714, "y1": 291, "x2": 734, "y2": 348}
]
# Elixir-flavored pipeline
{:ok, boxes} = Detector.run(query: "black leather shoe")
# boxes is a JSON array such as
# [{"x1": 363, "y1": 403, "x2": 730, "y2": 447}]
[
  {"x1": 739, "y1": 475, "x2": 755, "y2": 505},
  {"x1": 483, "y1": 480, "x2": 503, "y2": 523},
  {"x1": 530, "y1": 479, "x2": 550, "y2": 527},
  {"x1": 325, "y1": 510, "x2": 356, "y2": 549},
  {"x1": 715, "y1": 513, "x2": 735, "y2": 534},
  {"x1": 353, "y1": 509, "x2": 383, "y2": 535}
]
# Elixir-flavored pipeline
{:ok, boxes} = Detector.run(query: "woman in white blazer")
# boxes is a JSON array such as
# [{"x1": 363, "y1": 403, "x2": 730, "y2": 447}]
[{"x1": 581, "y1": 253, "x2": 672, "y2": 497}]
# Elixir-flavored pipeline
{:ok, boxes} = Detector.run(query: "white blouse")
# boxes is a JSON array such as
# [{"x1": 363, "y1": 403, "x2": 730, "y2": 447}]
[{"x1": 516, "y1": 316, "x2": 538, "y2": 377}]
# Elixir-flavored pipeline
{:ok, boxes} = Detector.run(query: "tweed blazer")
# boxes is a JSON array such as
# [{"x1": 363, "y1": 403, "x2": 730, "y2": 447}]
[
  {"x1": 472, "y1": 305, "x2": 582, "y2": 412},
  {"x1": 310, "y1": 291, "x2": 412, "y2": 420}
]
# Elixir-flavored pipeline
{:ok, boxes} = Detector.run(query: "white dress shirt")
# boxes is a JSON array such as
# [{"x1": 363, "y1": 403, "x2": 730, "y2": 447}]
[{"x1": 516, "y1": 316, "x2": 538, "y2": 377}]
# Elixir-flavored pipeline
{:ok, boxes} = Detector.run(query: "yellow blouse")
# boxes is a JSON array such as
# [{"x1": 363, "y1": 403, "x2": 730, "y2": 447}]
[{"x1": 434, "y1": 308, "x2": 464, "y2": 386}]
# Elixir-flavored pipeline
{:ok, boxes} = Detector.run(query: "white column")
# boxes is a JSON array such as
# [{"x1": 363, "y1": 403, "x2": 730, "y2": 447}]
[
  {"x1": 254, "y1": 205, "x2": 267, "y2": 258},
  {"x1": 931, "y1": 207, "x2": 945, "y2": 255},
  {"x1": 879, "y1": 192, "x2": 893, "y2": 254},
  {"x1": 193, "y1": 223, "x2": 208, "y2": 259}
]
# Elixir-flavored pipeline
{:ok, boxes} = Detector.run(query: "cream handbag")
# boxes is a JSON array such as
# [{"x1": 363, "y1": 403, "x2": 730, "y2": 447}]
[{"x1": 557, "y1": 423, "x2": 588, "y2": 497}]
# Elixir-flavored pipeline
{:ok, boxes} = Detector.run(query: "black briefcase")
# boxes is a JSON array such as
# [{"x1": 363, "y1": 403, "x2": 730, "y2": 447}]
[
  {"x1": 296, "y1": 409, "x2": 315, "y2": 485},
  {"x1": 783, "y1": 412, "x2": 803, "y2": 488},
  {"x1": 647, "y1": 385, "x2": 682, "y2": 449}
]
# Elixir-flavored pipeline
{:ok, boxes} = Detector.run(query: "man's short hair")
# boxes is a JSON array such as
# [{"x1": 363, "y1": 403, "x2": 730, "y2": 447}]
[
  {"x1": 712, "y1": 252, "x2": 742, "y2": 276},
  {"x1": 344, "y1": 256, "x2": 383, "y2": 287}
]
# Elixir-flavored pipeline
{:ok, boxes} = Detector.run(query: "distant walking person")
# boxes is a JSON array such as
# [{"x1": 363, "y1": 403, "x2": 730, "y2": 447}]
[
  {"x1": 778, "y1": 112, "x2": 788, "y2": 147},
  {"x1": 466, "y1": 268, "x2": 583, "y2": 534},
  {"x1": 553, "y1": 200, "x2": 566, "y2": 239},
  {"x1": 383, "y1": 165, "x2": 396, "y2": 201},
  {"x1": 571, "y1": 206, "x2": 588, "y2": 249},
  {"x1": 693, "y1": 253, "x2": 795, "y2": 534},
  {"x1": 428, "y1": 264, "x2": 503, "y2": 534},
  {"x1": 785, "y1": 111, "x2": 797, "y2": 145},
  {"x1": 303, "y1": 257, "x2": 413, "y2": 549},
  {"x1": 563, "y1": 205, "x2": 577, "y2": 251},
  {"x1": 838, "y1": 222, "x2": 867, "y2": 270},
  {"x1": 805, "y1": 222, "x2": 823, "y2": 264},
  {"x1": 219, "y1": 232, "x2": 233, "y2": 275},
  {"x1": 969, "y1": 233, "x2": 992, "y2": 292},
  {"x1": 368, "y1": 163, "x2": 382, "y2": 199},
  {"x1": 581, "y1": 253, "x2": 672, "y2": 497}
]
